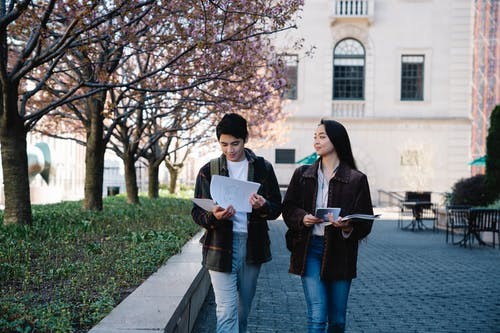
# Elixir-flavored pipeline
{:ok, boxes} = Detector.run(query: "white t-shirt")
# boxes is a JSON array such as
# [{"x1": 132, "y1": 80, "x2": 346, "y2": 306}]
[{"x1": 227, "y1": 158, "x2": 249, "y2": 233}]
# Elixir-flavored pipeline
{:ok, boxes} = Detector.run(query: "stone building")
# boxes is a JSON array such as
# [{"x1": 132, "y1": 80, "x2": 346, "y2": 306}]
[{"x1": 258, "y1": 0, "x2": 488, "y2": 205}]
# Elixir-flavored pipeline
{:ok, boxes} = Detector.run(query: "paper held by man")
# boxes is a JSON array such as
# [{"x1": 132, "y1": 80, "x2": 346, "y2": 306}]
[{"x1": 192, "y1": 175, "x2": 261, "y2": 213}]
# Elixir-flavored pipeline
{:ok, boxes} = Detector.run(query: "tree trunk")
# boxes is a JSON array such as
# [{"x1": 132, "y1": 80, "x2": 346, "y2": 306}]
[
  {"x1": 124, "y1": 152, "x2": 139, "y2": 204},
  {"x1": 168, "y1": 168, "x2": 179, "y2": 194},
  {"x1": 83, "y1": 92, "x2": 106, "y2": 210},
  {"x1": 166, "y1": 164, "x2": 182, "y2": 194},
  {"x1": 0, "y1": 84, "x2": 32, "y2": 225},
  {"x1": 148, "y1": 160, "x2": 160, "y2": 198}
]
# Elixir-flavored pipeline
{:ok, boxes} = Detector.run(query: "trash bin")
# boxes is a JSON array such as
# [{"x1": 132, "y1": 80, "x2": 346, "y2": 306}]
[{"x1": 107, "y1": 186, "x2": 120, "y2": 196}]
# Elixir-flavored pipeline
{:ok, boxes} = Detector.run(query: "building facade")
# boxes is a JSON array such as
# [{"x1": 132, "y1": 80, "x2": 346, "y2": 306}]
[{"x1": 259, "y1": 0, "x2": 477, "y2": 204}]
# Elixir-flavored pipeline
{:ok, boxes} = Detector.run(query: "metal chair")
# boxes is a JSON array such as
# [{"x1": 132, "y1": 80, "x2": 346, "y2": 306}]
[
  {"x1": 399, "y1": 192, "x2": 432, "y2": 230},
  {"x1": 467, "y1": 209, "x2": 500, "y2": 248},
  {"x1": 445, "y1": 205, "x2": 470, "y2": 245},
  {"x1": 417, "y1": 203, "x2": 438, "y2": 231},
  {"x1": 398, "y1": 201, "x2": 414, "y2": 229}
]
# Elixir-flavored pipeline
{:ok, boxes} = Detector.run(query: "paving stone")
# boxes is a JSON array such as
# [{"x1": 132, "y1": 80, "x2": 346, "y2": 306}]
[{"x1": 192, "y1": 219, "x2": 500, "y2": 332}]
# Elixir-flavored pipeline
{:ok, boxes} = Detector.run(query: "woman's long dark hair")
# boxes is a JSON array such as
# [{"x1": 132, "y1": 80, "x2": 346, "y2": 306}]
[{"x1": 320, "y1": 119, "x2": 357, "y2": 170}]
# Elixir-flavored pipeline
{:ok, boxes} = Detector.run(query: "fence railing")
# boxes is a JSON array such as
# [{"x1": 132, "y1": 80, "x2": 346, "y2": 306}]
[
  {"x1": 378, "y1": 190, "x2": 405, "y2": 207},
  {"x1": 331, "y1": 101, "x2": 365, "y2": 118},
  {"x1": 333, "y1": 0, "x2": 374, "y2": 20}
]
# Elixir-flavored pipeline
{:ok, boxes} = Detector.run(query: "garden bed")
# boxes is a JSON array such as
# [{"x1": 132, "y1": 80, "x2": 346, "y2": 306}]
[{"x1": 0, "y1": 196, "x2": 199, "y2": 332}]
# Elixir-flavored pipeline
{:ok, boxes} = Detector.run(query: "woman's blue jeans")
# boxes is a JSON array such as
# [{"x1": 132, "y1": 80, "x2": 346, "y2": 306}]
[
  {"x1": 301, "y1": 235, "x2": 352, "y2": 333},
  {"x1": 209, "y1": 232, "x2": 261, "y2": 333}
]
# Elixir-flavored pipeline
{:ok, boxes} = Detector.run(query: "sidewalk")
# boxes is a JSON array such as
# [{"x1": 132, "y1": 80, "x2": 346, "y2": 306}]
[{"x1": 193, "y1": 218, "x2": 500, "y2": 332}]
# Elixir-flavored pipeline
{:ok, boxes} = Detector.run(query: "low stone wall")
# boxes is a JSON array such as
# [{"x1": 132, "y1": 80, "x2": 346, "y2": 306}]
[{"x1": 89, "y1": 230, "x2": 210, "y2": 333}]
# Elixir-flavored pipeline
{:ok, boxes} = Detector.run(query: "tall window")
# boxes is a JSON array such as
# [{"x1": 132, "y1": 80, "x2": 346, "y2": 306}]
[
  {"x1": 333, "y1": 38, "x2": 365, "y2": 100},
  {"x1": 401, "y1": 55, "x2": 424, "y2": 101},
  {"x1": 279, "y1": 54, "x2": 298, "y2": 100}
]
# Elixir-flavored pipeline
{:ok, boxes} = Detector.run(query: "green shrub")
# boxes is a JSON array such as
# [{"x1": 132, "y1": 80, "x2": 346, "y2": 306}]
[
  {"x1": 486, "y1": 198, "x2": 500, "y2": 209},
  {"x1": 449, "y1": 174, "x2": 491, "y2": 206},
  {"x1": 486, "y1": 104, "x2": 500, "y2": 201},
  {"x1": 0, "y1": 196, "x2": 199, "y2": 332}
]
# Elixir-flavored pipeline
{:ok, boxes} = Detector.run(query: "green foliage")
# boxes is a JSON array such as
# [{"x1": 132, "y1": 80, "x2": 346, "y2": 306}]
[
  {"x1": 486, "y1": 104, "x2": 500, "y2": 201},
  {"x1": 449, "y1": 174, "x2": 491, "y2": 206},
  {"x1": 0, "y1": 196, "x2": 199, "y2": 332},
  {"x1": 486, "y1": 198, "x2": 500, "y2": 209},
  {"x1": 159, "y1": 184, "x2": 194, "y2": 199}
]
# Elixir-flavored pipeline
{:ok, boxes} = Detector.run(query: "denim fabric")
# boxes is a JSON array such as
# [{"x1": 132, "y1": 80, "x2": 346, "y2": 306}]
[
  {"x1": 209, "y1": 232, "x2": 261, "y2": 333},
  {"x1": 301, "y1": 235, "x2": 352, "y2": 333}
]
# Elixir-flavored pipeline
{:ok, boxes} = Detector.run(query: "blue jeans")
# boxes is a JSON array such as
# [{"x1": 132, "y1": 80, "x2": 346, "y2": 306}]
[
  {"x1": 209, "y1": 232, "x2": 261, "y2": 333},
  {"x1": 301, "y1": 235, "x2": 352, "y2": 333}
]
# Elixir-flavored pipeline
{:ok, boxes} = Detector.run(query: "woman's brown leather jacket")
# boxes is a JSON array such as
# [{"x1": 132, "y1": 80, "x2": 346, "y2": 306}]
[{"x1": 282, "y1": 159, "x2": 373, "y2": 281}]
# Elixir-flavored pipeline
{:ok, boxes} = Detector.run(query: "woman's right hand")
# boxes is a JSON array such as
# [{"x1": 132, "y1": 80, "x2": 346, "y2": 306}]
[
  {"x1": 213, "y1": 205, "x2": 235, "y2": 220},
  {"x1": 302, "y1": 214, "x2": 322, "y2": 227}
]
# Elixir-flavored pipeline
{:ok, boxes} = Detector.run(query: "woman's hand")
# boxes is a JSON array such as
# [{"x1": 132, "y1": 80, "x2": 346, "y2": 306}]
[
  {"x1": 250, "y1": 193, "x2": 266, "y2": 209},
  {"x1": 328, "y1": 215, "x2": 353, "y2": 233},
  {"x1": 302, "y1": 214, "x2": 323, "y2": 227},
  {"x1": 213, "y1": 205, "x2": 235, "y2": 220}
]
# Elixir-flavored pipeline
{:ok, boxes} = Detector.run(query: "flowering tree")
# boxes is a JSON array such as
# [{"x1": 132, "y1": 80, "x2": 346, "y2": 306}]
[
  {"x1": 42, "y1": 0, "x2": 303, "y2": 202},
  {"x1": 12, "y1": 0, "x2": 303, "y2": 221},
  {"x1": 0, "y1": 0, "x2": 159, "y2": 224}
]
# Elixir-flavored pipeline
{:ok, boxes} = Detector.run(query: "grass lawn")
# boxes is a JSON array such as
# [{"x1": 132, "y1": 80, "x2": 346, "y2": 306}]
[{"x1": 0, "y1": 195, "x2": 200, "y2": 332}]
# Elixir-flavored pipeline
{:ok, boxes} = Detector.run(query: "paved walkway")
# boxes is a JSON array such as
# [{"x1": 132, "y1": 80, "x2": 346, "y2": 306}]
[{"x1": 193, "y1": 219, "x2": 500, "y2": 332}]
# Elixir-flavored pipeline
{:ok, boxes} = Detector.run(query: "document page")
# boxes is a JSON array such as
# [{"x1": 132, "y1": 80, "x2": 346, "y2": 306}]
[
  {"x1": 209, "y1": 175, "x2": 261, "y2": 213},
  {"x1": 191, "y1": 198, "x2": 216, "y2": 211}
]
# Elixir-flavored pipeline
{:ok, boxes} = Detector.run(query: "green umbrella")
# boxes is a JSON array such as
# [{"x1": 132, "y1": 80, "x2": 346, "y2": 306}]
[
  {"x1": 469, "y1": 155, "x2": 486, "y2": 166},
  {"x1": 297, "y1": 152, "x2": 318, "y2": 165}
]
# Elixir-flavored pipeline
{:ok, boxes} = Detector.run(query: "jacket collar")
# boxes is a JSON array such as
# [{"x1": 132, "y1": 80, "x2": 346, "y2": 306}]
[
  {"x1": 302, "y1": 158, "x2": 350, "y2": 183},
  {"x1": 219, "y1": 148, "x2": 257, "y2": 174}
]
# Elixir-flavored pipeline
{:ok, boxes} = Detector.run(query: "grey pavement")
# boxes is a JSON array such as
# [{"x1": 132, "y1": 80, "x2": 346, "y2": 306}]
[{"x1": 193, "y1": 219, "x2": 500, "y2": 333}]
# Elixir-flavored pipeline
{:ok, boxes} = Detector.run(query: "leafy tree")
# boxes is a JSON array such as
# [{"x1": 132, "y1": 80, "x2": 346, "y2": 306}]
[
  {"x1": 449, "y1": 174, "x2": 490, "y2": 206},
  {"x1": 39, "y1": 0, "x2": 303, "y2": 203},
  {"x1": 486, "y1": 104, "x2": 500, "y2": 201},
  {"x1": 0, "y1": 0, "x2": 149, "y2": 224}
]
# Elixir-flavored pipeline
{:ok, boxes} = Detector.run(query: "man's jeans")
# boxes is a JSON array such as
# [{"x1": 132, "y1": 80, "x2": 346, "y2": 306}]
[
  {"x1": 209, "y1": 232, "x2": 261, "y2": 333},
  {"x1": 301, "y1": 235, "x2": 352, "y2": 333}
]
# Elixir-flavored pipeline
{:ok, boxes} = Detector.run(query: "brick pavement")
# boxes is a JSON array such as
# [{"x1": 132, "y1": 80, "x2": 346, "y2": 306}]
[{"x1": 193, "y1": 219, "x2": 500, "y2": 332}]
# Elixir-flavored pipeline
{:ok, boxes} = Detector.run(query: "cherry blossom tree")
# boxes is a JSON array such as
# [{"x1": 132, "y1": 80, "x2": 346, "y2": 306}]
[
  {"x1": 0, "y1": 0, "x2": 159, "y2": 224},
  {"x1": 40, "y1": 0, "x2": 303, "y2": 202}
]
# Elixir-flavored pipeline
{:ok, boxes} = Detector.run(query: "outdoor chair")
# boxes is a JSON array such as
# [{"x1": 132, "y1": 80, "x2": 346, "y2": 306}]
[
  {"x1": 417, "y1": 203, "x2": 438, "y2": 231},
  {"x1": 400, "y1": 202, "x2": 437, "y2": 231},
  {"x1": 399, "y1": 192, "x2": 432, "y2": 229},
  {"x1": 398, "y1": 201, "x2": 414, "y2": 229},
  {"x1": 467, "y1": 209, "x2": 500, "y2": 248},
  {"x1": 445, "y1": 205, "x2": 471, "y2": 245}
]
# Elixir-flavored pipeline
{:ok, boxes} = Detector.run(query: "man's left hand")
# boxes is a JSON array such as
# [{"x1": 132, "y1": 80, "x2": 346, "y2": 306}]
[{"x1": 250, "y1": 193, "x2": 266, "y2": 209}]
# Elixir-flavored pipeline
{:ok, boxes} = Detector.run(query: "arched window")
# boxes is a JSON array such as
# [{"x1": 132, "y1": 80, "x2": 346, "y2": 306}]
[{"x1": 333, "y1": 38, "x2": 365, "y2": 100}]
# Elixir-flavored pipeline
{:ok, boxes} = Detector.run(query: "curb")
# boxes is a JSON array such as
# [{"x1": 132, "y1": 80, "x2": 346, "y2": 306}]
[{"x1": 89, "y1": 230, "x2": 209, "y2": 333}]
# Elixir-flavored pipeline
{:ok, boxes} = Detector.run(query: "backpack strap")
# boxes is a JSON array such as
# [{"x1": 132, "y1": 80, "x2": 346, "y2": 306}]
[{"x1": 210, "y1": 157, "x2": 220, "y2": 176}]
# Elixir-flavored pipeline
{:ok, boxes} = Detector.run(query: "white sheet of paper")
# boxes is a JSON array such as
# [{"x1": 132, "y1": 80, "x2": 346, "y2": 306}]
[
  {"x1": 191, "y1": 198, "x2": 216, "y2": 211},
  {"x1": 210, "y1": 175, "x2": 261, "y2": 213}
]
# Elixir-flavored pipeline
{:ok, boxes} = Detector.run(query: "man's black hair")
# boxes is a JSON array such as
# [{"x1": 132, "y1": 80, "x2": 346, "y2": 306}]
[{"x1": 216, "y1": 113, "x2": 248, "y2": 140}]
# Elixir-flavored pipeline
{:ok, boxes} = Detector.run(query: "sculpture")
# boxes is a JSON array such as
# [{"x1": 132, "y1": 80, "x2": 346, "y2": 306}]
[{"x1": 27, "y1": 142, "x2": 52, "y2": 184}]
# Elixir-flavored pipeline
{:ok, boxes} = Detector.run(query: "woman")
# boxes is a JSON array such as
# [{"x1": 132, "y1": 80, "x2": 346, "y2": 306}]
[{"x1": 282, "y1": 119, "x2": 374, "y2": 333}]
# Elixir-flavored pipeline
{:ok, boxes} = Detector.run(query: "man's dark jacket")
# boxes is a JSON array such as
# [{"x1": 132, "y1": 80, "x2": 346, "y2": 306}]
[
  {"x1": 191, "y1": 149, "x2": 282, "y2": 272},
  {"x1": 282, "y1": 159, "x2": 373, "y2": 281}
]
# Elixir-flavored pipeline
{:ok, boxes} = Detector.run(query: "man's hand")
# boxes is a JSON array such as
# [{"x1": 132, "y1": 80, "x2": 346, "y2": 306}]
[
  {"x1": 250, "y1": 193, "x2": 266, "y2": 209},
  {"x1": 212, "y1": 205, "x2": 235, "y2": 220}
]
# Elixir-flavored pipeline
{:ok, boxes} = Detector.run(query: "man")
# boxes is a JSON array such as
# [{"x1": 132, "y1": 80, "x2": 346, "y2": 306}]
[{"x1": 192, "y1": 113, "x2": 282, "y2": 332}]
